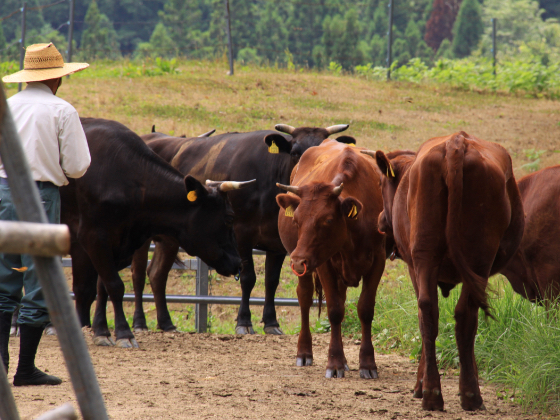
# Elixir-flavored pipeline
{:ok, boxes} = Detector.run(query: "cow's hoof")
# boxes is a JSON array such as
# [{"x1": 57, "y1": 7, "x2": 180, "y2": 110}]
[
  {"x1": 162, "y1": 327, "x2": 178, "y2": 333},
  {"x1": 264, "y1": 326, "x2": 284, "y2": 335},
  {"x1": 10, "y1": 326, "x2": 19, "y2": 337},
  {"x1": 413, "y1": 388, "x2": 423, "y2": 398},
  {"x1": 116, "y1": 338, "x2": 139, "y2": 348},
  {"x1": 325, "y1": 368, "x2": 345, "y2": 379},
  {"x1": 296, "y1": 356, "x2": 313, "y2": 367},
  {"x1": 460, "y1": 392, "x2": 484, "y2": 411},
  {"x1": 93, "y1": 336, "x2": 115, "y2": 347},
  {"x1": 422, "y1": 389, "x2": 444, "y2": 411},
  {"x1": 235, "y1": 326, "x2": 255, "y2": 335},
  {"x1": 344, "y1": 363, "x2": 350, "y2": 372},
  {"x1": 134, "y1": 327, "x2": 149, "y2": 332},
  {"x1": 44, "y1": 326, "x2": 57, "y2": 336},
  {"x1": 359, "y1": 368, "x2": 378, "y2": 379}
]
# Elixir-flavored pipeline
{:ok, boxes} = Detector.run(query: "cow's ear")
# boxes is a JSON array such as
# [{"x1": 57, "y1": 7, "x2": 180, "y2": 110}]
[
  {"x1": 341, "y1": 197, "x2": 363, "y2": 220},
  {"x1": 336, "y1": 135, "x2": 357, "y2": 146},
  {"x1": 264, "y1": 133, "x2": 292, "y2": 154},
  {"x1": 276, "y1": 194, "x2": 301, "y2": 217},
  {"x1": 184, "y1": 175, "x2": 208, "y2": 203},
  {"x1": 375, "y1": 151, "x2": 396, "y2": 179}
]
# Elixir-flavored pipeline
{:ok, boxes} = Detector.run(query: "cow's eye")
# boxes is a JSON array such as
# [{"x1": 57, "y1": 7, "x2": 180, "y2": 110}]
[
  {"x1": 225, "y1": 214, "x2": 234, "y2": 227},
  {"x1": 325, "y1": 219, "x2": 333, "y2": 225}
]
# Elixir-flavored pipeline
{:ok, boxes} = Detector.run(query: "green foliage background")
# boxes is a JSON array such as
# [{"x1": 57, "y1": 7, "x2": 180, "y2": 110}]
[{"x1": 1, "y1": 0, "x2": 558, "y2": 69}]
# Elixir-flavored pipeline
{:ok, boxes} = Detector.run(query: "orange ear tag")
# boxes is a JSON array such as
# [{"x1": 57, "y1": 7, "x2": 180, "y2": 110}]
[
  {"x1": 12, "y1": 267, "x2": 28, "y2": 272},
  {"x1": 348, "y1": 143, "x2": 356, "y2": 147},
  {"x1": 187, "y1": 190, "x2": 197, "y2": 202},
  {"x1": 285, "y1": 205, "x2": 294, "y2": 218},
  {"x1": 268, "y1": 141, "x2": 279, "y2": 154}
]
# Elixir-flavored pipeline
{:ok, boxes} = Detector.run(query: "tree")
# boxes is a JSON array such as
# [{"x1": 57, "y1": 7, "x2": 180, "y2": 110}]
[
  {"x1": 135, "y1": 22, "x2": 175, "y2": 58},
  {"x1": 452, "y1": 0, "x2": 483, "y2": 58},
  {"x1": 424, "y1": 0, "x2": 462, "y2": 50},
  {"x1": 435, "y1": 38, "x2": 454, "y2": 59},
  {"x1": 0, "y1": 22, "x2": 6, "y2": 57},
  {"x1": 159, "y1": 0, "x2": 208, "y2": 55},
  {"x1": 255, "y1": 2, "x2": 289, "y2": 64},
  {"x1": 80, "y1": 0, "x2": 120, "y2": 60}
]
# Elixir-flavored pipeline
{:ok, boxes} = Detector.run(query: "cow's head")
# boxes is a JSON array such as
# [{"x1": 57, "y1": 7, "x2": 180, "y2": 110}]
[
  {"x1": 178, "y1": 176, "x2": 255, "y2": 277},
  {"x1": 263, "y1": 124, "x2": 353, "y2": 164},
  {"x1": 361, "y1": 150, "x2": 416, "y2": 238},
  {"x1": 276, "y1": 181, "x2": 362, "y2": 274}
]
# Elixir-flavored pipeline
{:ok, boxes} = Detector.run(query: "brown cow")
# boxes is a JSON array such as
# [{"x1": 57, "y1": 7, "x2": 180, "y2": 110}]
[
  {"x1": 500, "y1": 165, "x2": 560, "y2": 303},
  {"x1": 366, "y1": 132, "x2": 524, "y2": 411},
  {"x1": 276, "y1": 139, "x2": 386, "y2": 379}
]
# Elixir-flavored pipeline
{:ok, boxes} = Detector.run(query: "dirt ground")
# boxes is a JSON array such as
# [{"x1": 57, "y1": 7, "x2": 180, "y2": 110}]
[{"x1": 7, "y1": 331, "x2": 540, "y2": 420}]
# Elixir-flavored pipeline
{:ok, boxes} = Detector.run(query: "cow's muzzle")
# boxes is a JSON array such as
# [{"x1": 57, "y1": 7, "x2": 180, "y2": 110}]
[{"x1": 291, "y1": 261, "x2": 308, "y2": 277}]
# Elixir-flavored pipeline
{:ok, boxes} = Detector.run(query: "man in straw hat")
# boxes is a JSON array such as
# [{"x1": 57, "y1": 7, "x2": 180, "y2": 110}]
[{"x1": 0, "y1": 43, "x2": 90, "y2": 386}]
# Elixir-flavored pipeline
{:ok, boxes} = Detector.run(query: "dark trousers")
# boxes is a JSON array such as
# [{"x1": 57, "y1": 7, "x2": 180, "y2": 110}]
[{"x1": 0, "y1": 181, "x2": 60, "y2": 327}]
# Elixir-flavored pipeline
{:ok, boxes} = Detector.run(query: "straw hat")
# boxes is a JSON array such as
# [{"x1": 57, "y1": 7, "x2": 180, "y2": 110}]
[{"x1": 2, "y1": 43, "x2": 89, "y2": 83}]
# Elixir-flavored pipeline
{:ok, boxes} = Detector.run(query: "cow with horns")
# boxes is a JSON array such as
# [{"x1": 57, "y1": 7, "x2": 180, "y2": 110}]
[
  {"x1": 61, "y1": 118, "x2": 253, "y2": 347},
  {"x1": 130, "y1": 123, "x2": 355, "y2": 334},
  {"x1": 363, "y1": 132, "x2": 524, "y2": 411},
  {"x1": 276, "y1": 139, "x2": 386, "y2": 379}
]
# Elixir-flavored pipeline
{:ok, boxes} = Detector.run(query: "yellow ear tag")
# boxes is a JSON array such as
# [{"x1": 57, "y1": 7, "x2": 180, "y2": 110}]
[
  {"x1": 268, "y1": 141, "x2": 279, "y2": 154},
  {"x1": 348, "y1": 204, "x2": 358, "y2": 218},
  {"x1": 12, "y1": 267, "x2": 28, "y2": 272},
  {"x1": 285, "y1": 205, "x2": 294, "y2": 218},
  {"x1": 348, "y1": 143, "x2": 356, "y2": 147},
  {"x1": 388, "y1": 162, "x2": 395, "y2": 177},
  {"x1": 187, "y1": 190, "x2": 197, "y2": 202}
]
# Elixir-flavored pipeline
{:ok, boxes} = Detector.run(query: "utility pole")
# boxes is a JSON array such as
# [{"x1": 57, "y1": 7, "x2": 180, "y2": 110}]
[
  {"x1": 18, "y1": 2, "x2": 27, "y2": 92},
  {"x1": 225, "y1": 0, "x2": 234, "y2": 76},
  {"x1": 67, "y1": 0, "x2": 75, "y2": 78},
  {"x1": 386, "y1": 0, "x2": 394, "y2": 80}
]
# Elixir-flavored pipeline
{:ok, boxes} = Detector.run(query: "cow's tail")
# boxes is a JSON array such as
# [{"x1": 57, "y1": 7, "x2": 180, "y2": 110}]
[
  {"x1": 313, "y1": 271, "x2": 324, "y2": 318},
  {"x1": 445, "y1": 134, "x2": 492, "y2": 318}
]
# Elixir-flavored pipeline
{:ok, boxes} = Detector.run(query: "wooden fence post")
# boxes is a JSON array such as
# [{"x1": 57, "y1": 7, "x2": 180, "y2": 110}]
[
  {"x1": 225, "y1": 0, "x2": 234, "y2": 76},
  {"x1": 18, "y1": 2, "x2": 27, "y2": 92},
  {"x1": 195, "y1": 258, "x2": 209, "y2": 333}
]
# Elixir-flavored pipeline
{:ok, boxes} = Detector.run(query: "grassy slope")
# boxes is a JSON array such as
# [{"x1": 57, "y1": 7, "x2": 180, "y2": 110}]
[{"x1": 6, "y1": 60, "x2": 560, "y2": 412}]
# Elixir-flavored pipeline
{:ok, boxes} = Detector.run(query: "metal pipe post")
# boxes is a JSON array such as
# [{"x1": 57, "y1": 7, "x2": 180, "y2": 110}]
[
  {"x1": 225, "y1": 0, "x2": 234, "y2": 76},
  {"x1": 0, "y1": 86, "x2": 109, "y2": 420},
  {"x1": 195, "y1": 258, "x2": 209, "y2": 333},
  {"x1": 386, "y1": 0, "x2": 394, "y2": 80},
  {"x1": 66, "y1": 0, "x2": 75, "y2": 78},
  {"x1": 0, "y1": 354, "x2": 21, "y2": 420},
  {"x1": 18, "y1": 2, "x2": 27, "y2": 92},
  {"x1": 492, "y1": 18, "x2": 497, "y2": 77}
]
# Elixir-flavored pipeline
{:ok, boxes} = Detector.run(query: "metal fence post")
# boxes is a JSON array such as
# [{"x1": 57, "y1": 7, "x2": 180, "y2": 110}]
[
  {"x1": 18, "y1": 2, "x2": 27, "y2": 92},
  {"x1": 0, "y1": 86, "x2": 109, "y2": 420},
  {"x1": 492, "y1": 18, "x2": 497, "y2": 77},
  {"x1": 386, "y1": 0, "x2": 394, "y2": 80},
  {"x1": 195, "y1": 258, "x2": 209, "y2": 333},
  {"x1": 224, "y1": 0, "x2": 234, "y2": 76},
  {"x1": 66, "y1": 0, "x2": 75, "y2": 78}
]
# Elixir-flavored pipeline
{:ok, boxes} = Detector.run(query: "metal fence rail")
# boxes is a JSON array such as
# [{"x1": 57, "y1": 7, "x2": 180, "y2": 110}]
[{"x1": 63, "y1": 247, "x2": 317, "y2": 333}]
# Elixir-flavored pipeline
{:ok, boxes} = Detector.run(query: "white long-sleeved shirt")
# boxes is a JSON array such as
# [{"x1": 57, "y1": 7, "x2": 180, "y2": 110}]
[{"x1": 0, "y1": 82, "x2": 91, "y2": 186}]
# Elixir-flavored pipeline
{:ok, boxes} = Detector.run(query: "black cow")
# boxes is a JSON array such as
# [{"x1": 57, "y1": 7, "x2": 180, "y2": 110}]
[
  {"x1": 130, "y1": 124, "x2": 355, "y2": 334},
  {"x1": 61, "y1": 118, "x2": 251, "y2": 347}
]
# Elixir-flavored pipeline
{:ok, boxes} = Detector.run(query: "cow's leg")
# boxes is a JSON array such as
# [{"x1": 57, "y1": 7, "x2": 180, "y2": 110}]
[
  {"x1": 296, "y1": 272, "x2": 314, "y2": 366},
  {"x1": 262, "y1": 251, "x2": 285, "y2": 335},
  {"x1": 131, "y1": 240, "x2": 150, "y2": 332},
  {"x1": 408, "y1": 266, "x2": 425, "y2": 398},
  {"x1": 317, "y1": 264, "x2": 348, "y2": 379},
  {"x1": 358, "y1": 253, "x2": 385, "y2": 379},
  {"x1": 147, "y1": 240, "x2": 179, "y2": 332},
  {"x1": 455, "y1": 285, "x2": 484, "y2": 411},
  {"x1": 91, "y1": 278, "x2": 115, "y2": 346},
  {"x1": 71, "y1": 245, "x2": 98, "y2": 328},
  {"x1": 236, "y1": 245, "x2": 256, "y2": 334},
  {"x1": 415, "y1": 263, "x2": 444, "y2": 411},
  {"x1": 83, "y1": 234, "x2": 138, "y2": 348}
]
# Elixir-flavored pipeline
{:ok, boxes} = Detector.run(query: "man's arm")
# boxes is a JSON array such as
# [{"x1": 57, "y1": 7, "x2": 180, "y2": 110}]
[{"x1": 59, "y1": 110, "x2": 91, "y2": 179}]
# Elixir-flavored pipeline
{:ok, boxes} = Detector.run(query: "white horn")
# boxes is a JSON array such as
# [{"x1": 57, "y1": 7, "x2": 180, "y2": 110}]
[
  {"x1": 332, "y1": 183, "x2": 344, "y2": 196},
  {"x1": 206, "y1": 179, "x2": 256, "y2": 192},
  {"x1": 326, "y1": 124, "x2": 349, "y2": 134},
  {"x1": 360, "y1": 150, "x2": 376, "y2": 158},
  {"x1": 276, "y1": 183, "x2": 301, "y2": 196},
  {"x1": 275, "y1": 124, "x2": 296, "y2": 134},
  {"x1": 198, "y1": 129, "x2": 216, "y2": 138}
]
